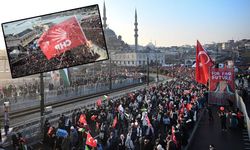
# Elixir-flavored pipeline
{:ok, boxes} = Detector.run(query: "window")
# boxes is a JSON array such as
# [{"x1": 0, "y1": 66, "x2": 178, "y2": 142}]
[
  {"x1": 139, "y1": 60, "x2": 141, "y2": 65},
  {"x1": 128, "y1": 61, "x2": 130, "y2": 64}
]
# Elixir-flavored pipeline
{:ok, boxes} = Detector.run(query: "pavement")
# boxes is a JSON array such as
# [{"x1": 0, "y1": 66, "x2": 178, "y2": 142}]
[{"x1": 188, "y1": 106, "x2": 250, "y2": 150}]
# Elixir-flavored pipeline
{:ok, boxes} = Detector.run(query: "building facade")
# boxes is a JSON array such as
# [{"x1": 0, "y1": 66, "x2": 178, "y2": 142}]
[
  {"x1": 5, "y1": 28, "x2": 37, "y2": 49},
  {"x1": 111, "y1": 49, "x2": 165, "y2": 67}
]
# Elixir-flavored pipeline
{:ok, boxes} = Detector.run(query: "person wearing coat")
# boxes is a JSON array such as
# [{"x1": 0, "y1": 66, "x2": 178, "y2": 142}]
[{"x1": 125, "y1": 132, "x2": 135, "y2": 150}]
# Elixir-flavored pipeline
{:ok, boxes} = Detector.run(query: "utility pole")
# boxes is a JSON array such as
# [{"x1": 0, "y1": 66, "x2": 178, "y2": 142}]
[{"x1": 40, "y1": 73, "x2": 45, "y2": 134}]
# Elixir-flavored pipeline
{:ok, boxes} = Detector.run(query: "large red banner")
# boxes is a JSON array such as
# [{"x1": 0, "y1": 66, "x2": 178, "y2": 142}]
[
  {"x1": 209, "y1": 68, "x2": 235, "y2": 105},
  {"x1": 38, "y1": 16, "x2": 87, "y2": 60}
]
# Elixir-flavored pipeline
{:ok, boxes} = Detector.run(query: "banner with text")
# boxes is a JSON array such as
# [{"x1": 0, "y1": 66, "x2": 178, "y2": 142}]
[{"x1": 208, "y1": 68, "x2": 235, "y2": 105}]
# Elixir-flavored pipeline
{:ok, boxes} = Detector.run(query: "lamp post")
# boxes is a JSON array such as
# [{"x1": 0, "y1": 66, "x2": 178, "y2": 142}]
[
  {"x1": 40, "y1": 73, "x2": 45, "y2": 136},
  {"x1": 156, "y1": 54, "x2": 159, "y2": 83}
]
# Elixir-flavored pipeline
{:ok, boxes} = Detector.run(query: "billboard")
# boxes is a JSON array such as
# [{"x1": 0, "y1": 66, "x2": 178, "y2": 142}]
[
  {"x1": 1, "y1": 4, "x2": 109, "y2": 78},
  {"x1": 209, "y1": 68, "x2": 235, "y2": 105}
]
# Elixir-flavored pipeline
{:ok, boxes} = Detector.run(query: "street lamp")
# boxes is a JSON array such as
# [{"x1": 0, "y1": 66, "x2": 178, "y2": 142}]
[{"x1": 40, "y1": 73, "x2": 45, "y2": 137}]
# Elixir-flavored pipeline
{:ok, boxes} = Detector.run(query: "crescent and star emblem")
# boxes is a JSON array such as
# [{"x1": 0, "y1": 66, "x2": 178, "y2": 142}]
[
  {"x1": 88, "y1": 137, "x2": 93, "y2": 142},
  {"x1": 198, "y1": 51, "x2": 210, "y2": 67}
]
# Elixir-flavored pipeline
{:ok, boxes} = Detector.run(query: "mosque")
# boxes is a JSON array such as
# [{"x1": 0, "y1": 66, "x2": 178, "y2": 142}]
[{"x1": 102, "y1": 2, "x2": 166, "y2": 67}]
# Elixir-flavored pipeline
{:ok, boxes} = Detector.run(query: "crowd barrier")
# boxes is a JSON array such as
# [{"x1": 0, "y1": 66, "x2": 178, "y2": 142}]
[
  {"x1": 0, "y1": 78, "x2": 141, "y2": 113},
  {"x1": 235, "y1": 90, "x2": 250, "y2": 141}
]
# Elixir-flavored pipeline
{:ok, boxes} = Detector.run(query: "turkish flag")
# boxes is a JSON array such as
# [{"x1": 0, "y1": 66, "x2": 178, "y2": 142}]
[
  {"x1": 96, "y1": 98, "x2": 102, "y2": 107},
  {"x1": 146, "y1": 115, "x2": 152, "y2": 127},
  {"x1": 79, "y1": 114, "x2": 87, "y2": 125},
  {"x1": 86, "y1": 132, "x2": 97, "y2": 147},
  {"x1": 91, "y1": 115, "x2": 97, "y2": 121},
  {"x1": 195, "y1": 40, "x2": 214, "y2": 85},
  {"x1": 38, "y1": 16, "x2": 87, "y2": 60},
  {"x1": 112, "y1": 116, "x2": 118, "y2": 128},
  {"x1": 171, "y1": 126, "x2": 177, "y2": 144}
]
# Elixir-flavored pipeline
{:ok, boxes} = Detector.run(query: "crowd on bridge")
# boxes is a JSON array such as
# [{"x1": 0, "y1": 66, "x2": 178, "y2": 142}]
[
  {"x1": 37, "y1": 68, "x2": 207, "y2": 150},
  {"x1": 0, "y1": 67, "x2": 145, "y2": 105},
  {"x1": 0, "y1": 81, "x2": 39, "y2": 102},
  {"x1": 5, "y1": 66, "x2": 247, "y2": 150}
]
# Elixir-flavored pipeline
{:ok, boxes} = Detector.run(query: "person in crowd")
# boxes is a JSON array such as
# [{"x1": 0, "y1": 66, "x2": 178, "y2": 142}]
[
  {"x1": 209, "y1": 144, "x2": 216, "y2": 150},
  {"x1": 11, "y1": 132, "x2": 19, "y2": 150},
  {"x1": 207, "y1": 104, "x2": 213, "y2": 121},
  {"x1": 43, "y1": 119, "x2": 50, "y2": 144},
  {"x1": 236, "y1": 109, "x2": 244, "y2": 129},
  {"x1": 218, "y1": 107, "x2": 227, "y2": 131},
  {"x1": 118, "y1": 134, "x2": 126, "y2": 150},
  {"x1": 69, "y1": 126, "x2": 78, "y2": 149}
]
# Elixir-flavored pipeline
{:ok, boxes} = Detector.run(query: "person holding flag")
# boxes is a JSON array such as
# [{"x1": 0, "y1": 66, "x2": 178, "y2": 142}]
[{"x1": 86, "y1": 132, "x2": 97, "y2": 149}]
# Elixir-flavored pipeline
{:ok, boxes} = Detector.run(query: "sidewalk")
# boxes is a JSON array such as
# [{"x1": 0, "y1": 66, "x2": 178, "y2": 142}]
[{"x1": 188, "y1": 106, "x2": 248, "y2": 150}]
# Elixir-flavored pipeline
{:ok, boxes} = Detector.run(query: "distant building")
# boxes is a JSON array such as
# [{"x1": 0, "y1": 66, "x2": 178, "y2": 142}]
[
  {"x1": 5, "y1": 28, "x2": 36, "y2": 49},
  {"x1": 0, "y1": 50, "x2": 39, "y2": 82},
  {"x1": 0, "y1": 50, "x2": 10, "y2": 73},
  {"x1": 111, "y1": 47, "x2": 165, "y2": 66}
]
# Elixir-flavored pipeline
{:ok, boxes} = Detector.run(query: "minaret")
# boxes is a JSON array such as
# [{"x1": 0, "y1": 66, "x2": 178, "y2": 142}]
[
  {"x1": 103, "y1": 2, "x2": 107, "y2": 29},
  {"x1": 134, "y1": 9, "x2": 138, "y2": 51}
]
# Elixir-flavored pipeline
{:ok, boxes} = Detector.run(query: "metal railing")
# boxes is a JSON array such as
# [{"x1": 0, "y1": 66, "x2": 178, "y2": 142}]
[
  {"x1": 0, "y1": 78, "x2": 142, "y2": 113},
  {"x1": 235, "y1": 90, "x2": 250, "y2": 141}
]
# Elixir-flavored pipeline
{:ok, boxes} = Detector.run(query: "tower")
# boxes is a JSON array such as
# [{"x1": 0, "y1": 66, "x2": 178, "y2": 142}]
[
  {"x1": 134, "y1": 9, "x2": 138, "y2": 51},
  {"x1": 103, "y1": 2, "x2": 107, "y2": 29}
]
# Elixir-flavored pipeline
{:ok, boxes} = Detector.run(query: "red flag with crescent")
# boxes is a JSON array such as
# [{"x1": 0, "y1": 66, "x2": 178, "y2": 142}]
[
  {"x1": 146, "y1": 115, "x2": 152, "y2": 127},
  {"x1": 79, "y1": 114, "x2": 87, "y2": 125},
  {"x1": 96, "y1": 98, "x2": 102, "y2": 107},
  {"x1": 86, "y1": 132, "x2": 97, "y2": 147},
  {"x1": 112, "y1": 116, "x2": 118, "y2": 128},
  {"x1": 195, "y1": 40, "x2": 214, "y2": 85}
]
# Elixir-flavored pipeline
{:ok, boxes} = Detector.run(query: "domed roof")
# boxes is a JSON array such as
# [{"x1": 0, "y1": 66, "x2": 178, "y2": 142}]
[
  {"x1": 104, "y1": 28, "x2": 117, "y2": 38},
  {"x1": 146, "y1": 42, "x2": 155, "y2": 49}
]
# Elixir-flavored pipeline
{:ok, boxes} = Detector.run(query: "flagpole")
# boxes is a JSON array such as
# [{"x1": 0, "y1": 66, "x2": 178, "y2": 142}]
[{"x1": 74, "y1": 15, "x2": 88, "y2": 42}]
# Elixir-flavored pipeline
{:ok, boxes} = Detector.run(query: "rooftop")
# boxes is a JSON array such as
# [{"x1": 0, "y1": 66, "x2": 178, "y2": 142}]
[{"x1": 16, "y1": 28, "x2": 33, "y2": 37}]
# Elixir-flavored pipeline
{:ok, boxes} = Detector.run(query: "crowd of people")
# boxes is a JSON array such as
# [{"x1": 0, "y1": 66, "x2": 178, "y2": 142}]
[
  {"x1": 81, "y1": 15, "x2": 107, "y2": 50},
  {"x1": 0, "y1": 67, "x2": 145, "y2": 106},
  {"x1": 37, "y1": 68, "x2": 206, "y2": 150},
  {"x1": 10, "y1": 13, "x2": 107, "y2": 78},
  {"x1": 0, "y1": 81, "x2": 39, "y2": 102}
]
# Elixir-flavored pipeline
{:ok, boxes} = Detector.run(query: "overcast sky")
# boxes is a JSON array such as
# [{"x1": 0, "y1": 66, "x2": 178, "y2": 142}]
[{"x1": 0, "y1": 0, "x2": 250, "y2": 49}]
